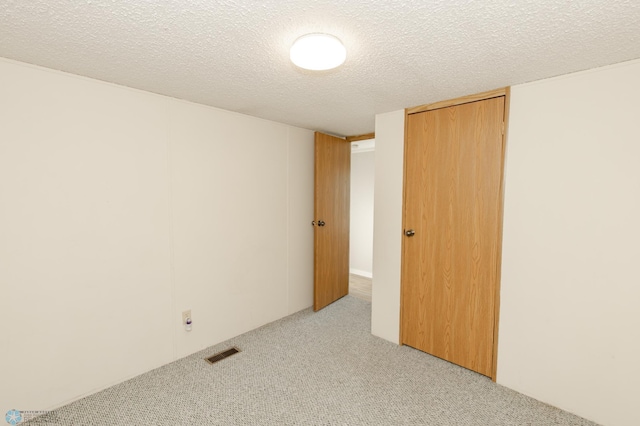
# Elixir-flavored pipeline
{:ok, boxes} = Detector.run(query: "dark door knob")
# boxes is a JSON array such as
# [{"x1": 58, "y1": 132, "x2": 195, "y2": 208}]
[
  {"x1": 404, "y1": 229, "x2": 415, "y2": 237},
  {"x1": 318, "y1": 220, "x2": 326, "y2": 227}
]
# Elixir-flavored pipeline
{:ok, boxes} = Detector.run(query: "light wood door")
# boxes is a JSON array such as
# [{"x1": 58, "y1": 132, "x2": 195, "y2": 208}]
[
  {"x1": 401, "y1": 96, "x2": 506, "y2": 378},
  {"x1": 314, "y1": 132, "x2": 350, "y2": 311}
]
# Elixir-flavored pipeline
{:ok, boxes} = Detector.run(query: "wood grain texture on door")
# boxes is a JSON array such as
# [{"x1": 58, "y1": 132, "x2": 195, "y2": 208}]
[
  {"x1": 401, "y1": 96, "x2": 506, "y2": 378},
  {"x1": 314, "y1": 132, "x2": 350, "y2": 311}
]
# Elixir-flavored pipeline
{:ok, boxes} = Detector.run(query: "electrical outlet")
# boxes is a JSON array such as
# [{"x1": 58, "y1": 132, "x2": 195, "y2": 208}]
[{"x1": 182, "y1": 309, "x2": 191, "y2": 324}]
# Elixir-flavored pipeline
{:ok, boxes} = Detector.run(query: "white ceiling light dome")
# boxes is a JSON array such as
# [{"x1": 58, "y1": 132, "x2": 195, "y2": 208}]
[{"x1": 290, "y1": 33, "x2": 346, "y2": 71}]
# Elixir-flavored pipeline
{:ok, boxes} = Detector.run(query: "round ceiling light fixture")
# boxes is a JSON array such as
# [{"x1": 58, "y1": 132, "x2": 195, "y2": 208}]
[{"x1": 290, "y1": 33, "x2": 346, "y2": 71}]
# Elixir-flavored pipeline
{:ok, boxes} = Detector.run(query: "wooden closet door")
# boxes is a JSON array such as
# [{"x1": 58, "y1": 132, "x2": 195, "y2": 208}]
[{"x1": 401, "y1": 96, "x2": 505, "y2": 378}]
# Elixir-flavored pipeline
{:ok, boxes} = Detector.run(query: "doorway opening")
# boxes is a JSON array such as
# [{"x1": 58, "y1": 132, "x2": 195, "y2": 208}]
[{"x1": 349, "y1": 138, "x2": 375, "y2": 303}]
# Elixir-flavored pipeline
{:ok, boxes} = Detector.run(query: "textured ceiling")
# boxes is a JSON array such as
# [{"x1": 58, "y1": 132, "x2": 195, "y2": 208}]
[{"x1": 1, "y1": 1, "x2": 639, "y2": 136}]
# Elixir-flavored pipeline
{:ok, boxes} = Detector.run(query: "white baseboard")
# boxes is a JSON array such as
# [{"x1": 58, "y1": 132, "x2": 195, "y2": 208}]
[{"x1": 349, "y1": 268, "x2": 373, "y2": 278}]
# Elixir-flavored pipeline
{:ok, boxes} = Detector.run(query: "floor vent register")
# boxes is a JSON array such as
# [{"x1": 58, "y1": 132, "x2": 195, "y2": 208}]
[{"x1": 205, "y1": 347, "x2": 241, "y2": 364}]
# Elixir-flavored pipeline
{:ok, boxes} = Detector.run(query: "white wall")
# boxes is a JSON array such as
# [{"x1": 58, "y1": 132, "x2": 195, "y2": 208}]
[
  {"x1": 371, "y1": 110, "x2": 405, "y2": 344},
  {"x1": 0, "y1": 58, "x2": 314, "y2": 415},
  {"x1": 167, "y1": 101, "x2": 314, "y2": 357},
  {"x1": 498, "y1": 59, "x2": 640, "y2": 426},
  {"x1": 349, "y1": 150, "x2": 375, "y2": 277},
  {"x1": 287, "y1": 127, "x2": 316, "y2": 314},
  {"x1": 371, "y1": 59, "x2": 640, "y2": 426}
]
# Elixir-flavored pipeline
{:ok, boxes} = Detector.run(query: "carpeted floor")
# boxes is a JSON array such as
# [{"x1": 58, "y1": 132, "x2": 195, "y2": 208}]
[{"x1": 27, "y1": 296, "x2": 598, "y2": 425}]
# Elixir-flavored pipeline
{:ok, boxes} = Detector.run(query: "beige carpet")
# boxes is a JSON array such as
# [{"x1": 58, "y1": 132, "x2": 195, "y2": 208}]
[{"x1": 26, "y1": 296, "x2": 598, "y2": 425}]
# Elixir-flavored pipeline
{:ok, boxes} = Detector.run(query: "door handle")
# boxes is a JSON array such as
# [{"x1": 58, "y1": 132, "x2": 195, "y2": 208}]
[
  {"x1": 311, "y1": 221, "x2": 316, "y2": 226},
  {"x1": 318, "y1": 220, "x2": 326, "y2": 227},
  {"x1": 404, "y1": 229, "x2": 415, "y2": 237}
]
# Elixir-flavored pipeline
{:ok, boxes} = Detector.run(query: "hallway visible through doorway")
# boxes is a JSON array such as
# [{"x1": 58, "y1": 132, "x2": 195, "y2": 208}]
[
  {"x1": 349, "y1": 138, "x2": 374, "y2": 303},
  {"x1": 349, "y1": 273, "x2": 371, "y2": 302}
]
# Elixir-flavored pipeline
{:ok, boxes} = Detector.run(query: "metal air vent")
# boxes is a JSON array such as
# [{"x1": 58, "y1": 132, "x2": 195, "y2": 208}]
[{"x1": 205, "y1": 347, "x2": 241, "y2": 364}]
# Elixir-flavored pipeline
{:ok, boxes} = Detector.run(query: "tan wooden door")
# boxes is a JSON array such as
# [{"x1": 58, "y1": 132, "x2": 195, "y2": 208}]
[
  {"x1": 401, "y1": 96, "x2": 506, "y2": 378},
  {"x1": 314, "y1": 132, "x2": 350, "y2": 311}
]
